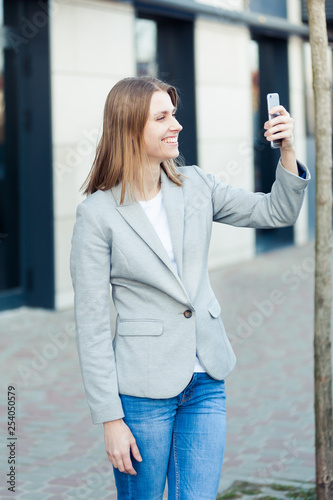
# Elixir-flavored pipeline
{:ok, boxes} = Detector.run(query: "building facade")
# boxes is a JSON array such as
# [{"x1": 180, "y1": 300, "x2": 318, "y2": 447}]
[{"x1": 0, "y1": 0, "x2": 322, "y2": 311}]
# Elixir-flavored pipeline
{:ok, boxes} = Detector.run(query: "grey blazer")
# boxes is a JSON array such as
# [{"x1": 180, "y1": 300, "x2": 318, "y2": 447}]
[{"x1": 70, "y1": 160, "x2": 310, "y2": 424}]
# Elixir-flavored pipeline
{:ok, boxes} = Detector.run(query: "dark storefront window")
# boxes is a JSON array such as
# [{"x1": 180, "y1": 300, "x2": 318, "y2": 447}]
[
  {"x1": 0, "y1": 0, "x2": 21, "y2": 292},
  {"x1": 0, "y1": 0, "x2": 54, "y2": 311},
  {"x1": 250, "y1": 35, "x2": 293, "y2": 253}
]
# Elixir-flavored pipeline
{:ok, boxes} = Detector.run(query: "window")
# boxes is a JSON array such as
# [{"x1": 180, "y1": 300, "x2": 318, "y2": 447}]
[
  {"x1": 134, "y1": 13, "x2": 197, "y2": 165},
  {"x1": 135, "y1": 18, "x2": 158, "y2": 77},
  {"x1": 249, "y1": 0, "x2": 287, "y2": 19}
]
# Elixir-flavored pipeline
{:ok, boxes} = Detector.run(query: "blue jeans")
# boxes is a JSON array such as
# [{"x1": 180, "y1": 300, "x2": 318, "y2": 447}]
[{"x1": 113, "y1": 373, "x2": 227, "y2": 500}]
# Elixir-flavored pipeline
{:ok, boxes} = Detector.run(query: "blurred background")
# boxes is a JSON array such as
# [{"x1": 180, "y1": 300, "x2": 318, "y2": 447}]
[{"x1": 0, "y1": 0, "x2": 329, "y2": 313}]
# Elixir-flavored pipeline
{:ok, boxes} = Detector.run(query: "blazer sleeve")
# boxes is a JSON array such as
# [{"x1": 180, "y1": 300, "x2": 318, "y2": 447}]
[
  {"x1": 205, "y1": 159, "x2": 311, "y2": 228},
  {"x1": 70, "y1": 201, "x2": 124, "y2": 425}
]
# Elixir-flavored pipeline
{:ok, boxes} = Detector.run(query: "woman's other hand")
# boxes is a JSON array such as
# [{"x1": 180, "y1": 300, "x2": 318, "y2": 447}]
[
  {"x1": 264, "y1": 105, "x2": 295, "y2": 151},
  {"x1": 103, "y1": 419, "x2": 142, "y2": 475}
]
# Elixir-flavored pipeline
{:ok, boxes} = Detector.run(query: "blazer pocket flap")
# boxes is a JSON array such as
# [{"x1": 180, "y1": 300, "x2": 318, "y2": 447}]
[
  {"x1": 117, "y1": 320, "x2": 163, "y2": 336},
  {"x1": 207, "y1": 298, "x2": 221, "y2": 318}
]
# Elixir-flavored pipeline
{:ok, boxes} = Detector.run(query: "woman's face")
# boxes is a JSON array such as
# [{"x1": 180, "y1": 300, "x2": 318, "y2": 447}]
[{"x1": 143, "y1": 90, "x2": 183, "y2": 167}]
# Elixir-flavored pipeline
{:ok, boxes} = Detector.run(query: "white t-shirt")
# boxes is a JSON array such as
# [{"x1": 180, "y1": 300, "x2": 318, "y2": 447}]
[{"x1": 139, "y1": 189, "x2": 206, "y2": 373}]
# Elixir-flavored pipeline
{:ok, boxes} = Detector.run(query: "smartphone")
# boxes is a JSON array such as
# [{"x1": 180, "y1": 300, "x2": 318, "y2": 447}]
[{"x1": 267, "y1": 93, "x2": 282, "y2": 149}]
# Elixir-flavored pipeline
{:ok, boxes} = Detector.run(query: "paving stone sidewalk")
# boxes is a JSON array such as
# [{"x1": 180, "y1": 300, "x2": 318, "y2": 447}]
[
  {"x1": 0, "y1": 242, "x2": 322, "y2": 499},
  {"x1": 217, "y1": 480, "x2": 316, "y2": 499}
]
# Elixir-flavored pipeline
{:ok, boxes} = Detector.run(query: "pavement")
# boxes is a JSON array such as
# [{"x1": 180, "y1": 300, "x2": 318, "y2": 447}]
[{"x1": 0, "y1": 241, "x2": 325, "y2": 499}]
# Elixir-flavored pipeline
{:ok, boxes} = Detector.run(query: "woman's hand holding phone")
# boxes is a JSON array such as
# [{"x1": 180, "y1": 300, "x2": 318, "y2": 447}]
[
  {"x1": 264, "y1": 106, "x2": 295, "y2": 151},
  {"x1": 265, "y1": 93, "x2": 295, "y2": 152},
  {"x1": 265, "y1": 93, "x2": 298, "y2": 176}
]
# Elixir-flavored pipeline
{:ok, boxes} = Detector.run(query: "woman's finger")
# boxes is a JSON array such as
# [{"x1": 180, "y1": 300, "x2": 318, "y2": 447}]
[
  {"x1": 130, "y1": 439, "x2": 143, "y2": 462},
  {"x1": 268, "y1": 104, "x2": 289, "y2": 116},
  {"x1": 115, "y1": 457, "x2": 126, "y2": 473},
  {"x1": 265, "y1": 114, "x2": 293, "y2": 130},
  {"x1": 123, "y1": 456, "x2": 138, "y2": 475},
  {"x1": 110, "y1": 452, "x2": 137, "y2": 475},
  {"x1": 265, "y1": 123, "x2": 291, "y2": 139},
  {"x1": 267, "y1": 131, "x2": 293, "y2": 141}
]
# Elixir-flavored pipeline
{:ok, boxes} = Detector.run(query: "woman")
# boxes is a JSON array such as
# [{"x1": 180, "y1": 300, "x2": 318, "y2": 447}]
[{"x1": 70, "y1": 76, "x2": 310, "y2": 499}]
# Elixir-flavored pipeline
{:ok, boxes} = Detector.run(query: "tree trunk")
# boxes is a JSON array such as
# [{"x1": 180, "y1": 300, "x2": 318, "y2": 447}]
[{"x1": 306, "y1": 0, "x2": 333, "y2": 498}]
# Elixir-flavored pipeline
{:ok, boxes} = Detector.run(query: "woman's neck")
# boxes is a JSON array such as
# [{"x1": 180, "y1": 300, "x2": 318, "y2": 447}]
[{"x1": 135, "y1": 164, "x2": 161, "y2": 201}]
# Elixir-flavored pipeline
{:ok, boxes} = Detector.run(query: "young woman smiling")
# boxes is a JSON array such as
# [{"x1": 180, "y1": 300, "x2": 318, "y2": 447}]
[{"x1": 70, "y1": 76, "x2": 310, "y2": 499}]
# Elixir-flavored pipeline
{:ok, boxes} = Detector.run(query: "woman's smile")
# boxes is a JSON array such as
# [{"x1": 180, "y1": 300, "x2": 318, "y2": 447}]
[{"x1": 161, "y1": 136, "x2": 178, "y2": 144}]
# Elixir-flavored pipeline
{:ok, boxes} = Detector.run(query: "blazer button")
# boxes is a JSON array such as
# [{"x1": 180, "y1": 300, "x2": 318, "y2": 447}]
[{"x1": 184, "y1": 310, "x2": 192, "y2": 319}]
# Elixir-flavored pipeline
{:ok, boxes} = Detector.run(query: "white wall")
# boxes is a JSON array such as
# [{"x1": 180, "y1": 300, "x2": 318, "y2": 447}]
[
  {"x1": 50, "y1": 0, "x2": 136, "y2": 309},
  {"x1": 195, "y1": 18, "x2": 256, "y2": 269}
]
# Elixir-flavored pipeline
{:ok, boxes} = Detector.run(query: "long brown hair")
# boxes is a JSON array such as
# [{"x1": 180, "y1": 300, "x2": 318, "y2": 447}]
[{"x1": 81, "y1": 76, "x2": 183, "y2": 204}]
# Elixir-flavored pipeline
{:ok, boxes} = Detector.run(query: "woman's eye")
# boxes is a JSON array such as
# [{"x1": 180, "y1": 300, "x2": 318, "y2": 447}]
[{"x1": 156, "y1": 113, "x2": 176, "y2": 121}]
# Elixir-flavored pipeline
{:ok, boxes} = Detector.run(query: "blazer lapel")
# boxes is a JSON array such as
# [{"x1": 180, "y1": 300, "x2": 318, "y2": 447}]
[
  {"x1": 160, "y1": 168, "x2": 184, "y2": 277},
  {"x1": 112, "y1": 172, "x2": 184, "y2": 279}
]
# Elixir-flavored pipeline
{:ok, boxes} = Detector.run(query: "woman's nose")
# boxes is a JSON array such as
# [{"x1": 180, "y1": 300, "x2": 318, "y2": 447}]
[{"x1": 171, "y1": 117, "x2": 183, "y2": 131}]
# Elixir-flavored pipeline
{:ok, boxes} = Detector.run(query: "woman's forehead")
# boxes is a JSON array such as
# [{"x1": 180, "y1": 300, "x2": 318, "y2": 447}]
[{"x1": 149, "y1": 91, "x2": 174, "y2": 113}]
